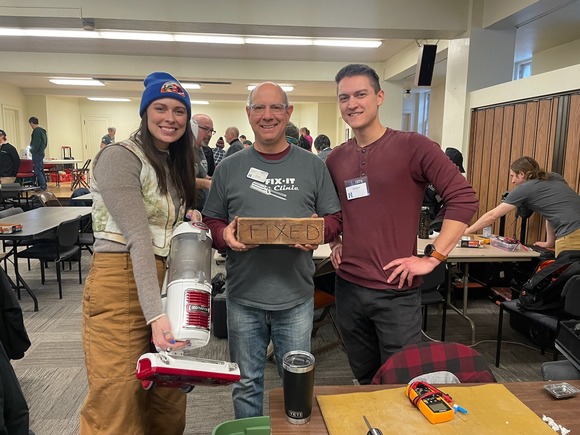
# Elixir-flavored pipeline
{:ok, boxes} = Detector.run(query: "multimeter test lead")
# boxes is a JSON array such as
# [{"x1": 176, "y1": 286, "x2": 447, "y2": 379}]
[{"x1": 362, "y1": 415, "x2": 383, "y2": 435}]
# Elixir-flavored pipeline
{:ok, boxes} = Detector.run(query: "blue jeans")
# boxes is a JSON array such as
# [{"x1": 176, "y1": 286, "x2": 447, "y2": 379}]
[
  {"x1": 32, "y1": 153, "x2": 46, "y2": 189},
  {"x1": 227, "y1": 297, "x2": 314, "y2": 418}
]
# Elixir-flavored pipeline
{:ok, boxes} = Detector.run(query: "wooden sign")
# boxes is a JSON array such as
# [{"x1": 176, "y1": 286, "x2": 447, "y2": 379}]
[{"x1": 237, "y1": 218, "x2": 324, "y2": 245}]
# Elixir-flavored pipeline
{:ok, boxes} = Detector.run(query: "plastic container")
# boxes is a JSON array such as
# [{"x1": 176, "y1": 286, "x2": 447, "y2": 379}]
[
  {"x1": 490, "y1": 236, "x2": 520, "y2": 251},
  {"x1": 212, "y1": 416, "x2": 271, "y2": 435}
]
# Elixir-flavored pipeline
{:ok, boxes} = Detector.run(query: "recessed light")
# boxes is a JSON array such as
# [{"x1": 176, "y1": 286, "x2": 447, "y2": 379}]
[
  {"x1": 314, "y1": 39, "x2": 382, "y2": 48},
  {"x1": 87, "y1": 97, "x2": 131, "y2": 102},
  {"x1": 191, "y1": 101, "x2": 209, "y2": 105},
  {"x1": 182, "y1": 83, "x2": 201, "y2": 90},
  {"x1": 50, "y1": 79, "x2": 104, "y2": 86}
]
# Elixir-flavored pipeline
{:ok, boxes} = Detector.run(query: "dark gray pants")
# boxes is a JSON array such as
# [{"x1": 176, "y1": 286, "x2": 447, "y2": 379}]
[
  {"x1": 335, "y1": 275, "x2": 422, "y2": 384},
  {"x1": 0, "y1": 342, "x2": 30, "y2": 435}
]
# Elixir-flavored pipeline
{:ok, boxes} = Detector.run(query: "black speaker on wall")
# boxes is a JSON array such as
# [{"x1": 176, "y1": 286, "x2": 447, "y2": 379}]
[{"x1": 414, "y1": 44, "x2": 437, "y2": 87}]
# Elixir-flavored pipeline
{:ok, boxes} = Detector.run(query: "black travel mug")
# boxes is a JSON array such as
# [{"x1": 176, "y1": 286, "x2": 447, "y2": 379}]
[{"x1": 283, "y1": 350, "x2": 315, "y2": 424}]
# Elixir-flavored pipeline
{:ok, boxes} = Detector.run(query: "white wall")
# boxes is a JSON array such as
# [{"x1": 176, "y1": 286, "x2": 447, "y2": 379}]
[
  {"x1": 533, "y1": 38, "x2": 580, "y2": 76},
  {"x1": 428, "y1": 84, "x2": 445, "y2": 145}
]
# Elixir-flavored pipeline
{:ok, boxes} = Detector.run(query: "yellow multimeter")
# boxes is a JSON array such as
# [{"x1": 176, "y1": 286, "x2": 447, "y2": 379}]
[{"x1": 405, "y1": 381, "x2": 455, "y2": 424}]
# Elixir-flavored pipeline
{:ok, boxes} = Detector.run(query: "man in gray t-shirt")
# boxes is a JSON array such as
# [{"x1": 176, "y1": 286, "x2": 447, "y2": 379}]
[{"x1": 203, "y1": 82, "x2": 341, "y2": 419}]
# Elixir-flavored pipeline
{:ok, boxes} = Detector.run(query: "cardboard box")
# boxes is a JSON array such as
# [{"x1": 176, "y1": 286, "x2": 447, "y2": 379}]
[
  {"x1": 237, "y1": 217, "x2": 324, "y2": 245},
  {"x1": 0, "y1": 223, "x2": 23, "y2": 234}
]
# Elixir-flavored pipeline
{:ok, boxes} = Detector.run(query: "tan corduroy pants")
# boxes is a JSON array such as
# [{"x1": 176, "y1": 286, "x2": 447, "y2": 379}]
[{"x1": 80, "y1": 253, "x2": 186, "y2": 435}]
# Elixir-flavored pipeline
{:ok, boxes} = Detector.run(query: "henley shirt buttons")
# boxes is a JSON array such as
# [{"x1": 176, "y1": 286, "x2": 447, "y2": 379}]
[{"x1": 361, "y1": 161, "x2": 366, "y2": 165}]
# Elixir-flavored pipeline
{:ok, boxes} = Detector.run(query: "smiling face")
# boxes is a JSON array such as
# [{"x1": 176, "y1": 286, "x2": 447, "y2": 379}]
[
  {"x1": 337, "y1": 75, "x2": 384, "y2": 133},
  {"x1": 146, "y1": 98, "x2": 188, "y2": 150},
  {"x1": 246, "y1": 83, "x2": 293, "y2": 153}
]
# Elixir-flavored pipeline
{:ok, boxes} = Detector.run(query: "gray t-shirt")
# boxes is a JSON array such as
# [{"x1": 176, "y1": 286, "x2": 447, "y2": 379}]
[
  {"x1": 203, "y1": 145, "x2": 340, "y2": 310},
  {"x1": 503, "y1": 172, "x2": 580, "y2": 238}
]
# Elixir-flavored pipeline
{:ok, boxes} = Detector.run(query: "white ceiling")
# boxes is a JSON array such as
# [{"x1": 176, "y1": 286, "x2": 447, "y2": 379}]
[{"x1": 1, "y1": 0, "x2": 580, "y2": 103}]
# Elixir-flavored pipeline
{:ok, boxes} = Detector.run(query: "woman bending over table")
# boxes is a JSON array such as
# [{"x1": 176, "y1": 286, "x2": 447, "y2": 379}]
[{"x1": 465, "y1": 156, "x2": 580, "y2": 256}]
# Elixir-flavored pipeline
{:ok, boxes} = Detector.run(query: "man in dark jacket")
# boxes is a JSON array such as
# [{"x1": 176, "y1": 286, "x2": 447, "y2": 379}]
[
  {"x1": 0, "y1": 129, "x2": 21, "y2": 184},
  {"x1": 224, "y1": 126, "x2": 244, "y2": 158},
  {"x1": 28, "y1": 117, "x2": 47, "y2": 191}
]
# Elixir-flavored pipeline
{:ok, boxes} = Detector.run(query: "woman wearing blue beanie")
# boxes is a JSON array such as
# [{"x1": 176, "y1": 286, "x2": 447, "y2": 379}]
[{"x1": 81, "y1": 72, "x2": 196, "y2": 434}]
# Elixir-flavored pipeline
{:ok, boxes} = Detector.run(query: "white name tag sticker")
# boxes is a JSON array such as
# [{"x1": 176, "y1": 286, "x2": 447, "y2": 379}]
[
  {"x1": 345, "y1": 176, "x2": 370, "y2": 200},
  {"x1": 247, "y1": 167, "x2": 269, "y2": 183}
]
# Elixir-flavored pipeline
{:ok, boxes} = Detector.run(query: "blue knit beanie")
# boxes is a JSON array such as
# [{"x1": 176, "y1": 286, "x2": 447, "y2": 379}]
[{"x1": 139, "y1": 72, "x2": 191, "y2": 119}]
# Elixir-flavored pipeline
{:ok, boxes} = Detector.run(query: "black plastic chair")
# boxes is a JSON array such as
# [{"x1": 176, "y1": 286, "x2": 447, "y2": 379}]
[
  {"x1": 496, "y1": 275, "x2": 580, "y2": 367},
  {"x1": 17, "y1": 216, "x2": 82, "y2": 299},
  {"x1": 420, "y1": 261, "x2": 447, "y2": 341}
]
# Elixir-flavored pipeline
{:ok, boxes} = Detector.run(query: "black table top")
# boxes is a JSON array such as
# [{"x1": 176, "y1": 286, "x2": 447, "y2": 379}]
[{"x1": 0, "y1": 207, "x2": 91, "y2": 240}]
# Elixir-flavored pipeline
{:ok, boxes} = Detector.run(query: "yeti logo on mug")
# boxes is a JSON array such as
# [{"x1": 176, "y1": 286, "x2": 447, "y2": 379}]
[{"x1": 288, "y1": 410, "x2": 304, "y2": 419}]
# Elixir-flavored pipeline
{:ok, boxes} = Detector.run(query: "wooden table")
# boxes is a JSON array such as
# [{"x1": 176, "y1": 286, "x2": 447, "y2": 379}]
[
  {"x1": 0, "y1": 207, "x2": 92, "y2": 311},
  {"x1": 417, "y1": 237, "x2": 540, "y2": 342},
  {"x1": 269, "y1": 381, "x2": 580, "y2": 434}
]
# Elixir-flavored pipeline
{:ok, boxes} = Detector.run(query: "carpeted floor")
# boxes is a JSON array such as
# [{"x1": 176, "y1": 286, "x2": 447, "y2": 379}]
[{"x1": 9, "y1": 254, "x2": 554, "y2": 434}]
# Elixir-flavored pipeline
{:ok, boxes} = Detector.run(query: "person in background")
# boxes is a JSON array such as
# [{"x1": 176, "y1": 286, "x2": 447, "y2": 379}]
[
  {"x1": 213, "y1": 136, "x2": 226, "y2": 166},
  {"x1": 100, "y1": 127, "x2": 116, "y2": 149},
  {"x1": 0, "y1": 129, "x2": 21, "y2": 184},
  {"x1": 423, "y1": 147, "x2": 466, "y2": 230},
  {"x1": 192, "y1": 113, "x2": 215, "y2": 211},
  {"x1": 202, "y1": 82, "x2": 341, "y2": 418},
  {"x1": 202, "y1": 141, "x2": 216, "y2": 177},
  {"x1": 224, "y1": 126, "x2": 244, "y2": 158},
  {"x1": 28, "y1": 117, "x2": 47, "y2": 191},
  {"x1": 325, "y1": 64, "x2": 478, "y2": 385},
  {"x1": 300, "y1": 127, "x2": 313, "y2": 149},
  {"x1": 285, "y1": 122, "x2": 300, "y2": 146},
  {"x1": 242, "y1": 140, "x2": 253, "y2": 148},
  {"x1": 80, "y1": 72, "x2": 197, "y2": 434},
  {"x1": 239, "y1": 134, "x2": 247, "y2": 142},
  {"x1": 465, "y1": 156, "x2": 580, "y2": 256},
  {"x1": 298, "y1": 135, "x2": 311, "y2": 152},
  {"x1": 313, "y1": 134, "x2": 332, "y2": 162}
]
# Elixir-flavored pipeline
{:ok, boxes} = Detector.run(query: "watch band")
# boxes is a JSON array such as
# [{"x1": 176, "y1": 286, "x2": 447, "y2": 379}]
[
  {"x1": 428, "y1": 249, "x2": 447, "y2": 262},
  {"x1": 425, "y1": 244, "x2": 447, "y2": 262}
]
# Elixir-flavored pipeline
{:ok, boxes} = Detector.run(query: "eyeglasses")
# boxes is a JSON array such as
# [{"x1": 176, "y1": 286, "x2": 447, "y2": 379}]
[
  {"x1": 248, "y1": 104, "x2": 287, "y2": 115},
  {"x1": 198, "y1": 125, "x2": 216, "y2": 135}
]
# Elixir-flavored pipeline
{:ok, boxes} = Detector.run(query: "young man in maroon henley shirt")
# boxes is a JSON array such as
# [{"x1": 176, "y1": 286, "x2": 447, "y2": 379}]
[{"x1": 325, "y1": 64, "x2": 479, "y2": 384}]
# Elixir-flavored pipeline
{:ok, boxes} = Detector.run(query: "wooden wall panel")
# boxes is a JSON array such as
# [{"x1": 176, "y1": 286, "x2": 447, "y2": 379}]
[
  {"x1": 468, "y1": 92, "x2": 578, "y2": 245},
  {"x1": 563, "y1": 94, "x2": 580, "y2": 192}
]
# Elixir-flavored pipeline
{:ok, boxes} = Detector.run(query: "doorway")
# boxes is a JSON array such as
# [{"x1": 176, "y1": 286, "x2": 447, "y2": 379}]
[{"x1": 82, "y1": 115, "x2": 111, "y2": 161}]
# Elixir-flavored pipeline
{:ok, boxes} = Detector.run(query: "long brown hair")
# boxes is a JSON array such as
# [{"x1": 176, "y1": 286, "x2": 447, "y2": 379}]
[
  {"x1": 130, "y1": 113, "x2": 197, "y2": 210},
  {"x1": 510, "y1": 156, "x2": 549, "y2": 181}
]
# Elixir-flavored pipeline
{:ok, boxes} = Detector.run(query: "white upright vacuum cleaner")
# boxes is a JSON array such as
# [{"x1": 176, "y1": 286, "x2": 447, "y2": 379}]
[{"x1": 135, "y1": 221, "x2": 240, "y2": 391}]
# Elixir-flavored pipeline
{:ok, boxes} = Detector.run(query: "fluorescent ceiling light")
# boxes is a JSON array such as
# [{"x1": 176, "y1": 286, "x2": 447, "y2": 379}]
[
  {"x1": 191, "y1": 101, "x2": 209, "y2": 105},
  {"x1": 182, "y1": 83, "x2": 201, "y2": 90},
  {"x1": 50, "y1": 78, "x2": 104, "y2": 86},
  {"x1": 247, "y1": 85, "x2": 294, "y2": 92},
  {"x1": 87, "y1": 97, "x2": 131, "y2": 102},
  {"x1": 0, "y1": 28, "x2": 98, "y2": 38},
  {"x1": 100, "y1": 31, "x2": 173, "y2": 42},
  {"x1": 314, "y1": 39, "x2": 382, "y2": 48},
  {"x1": 0, "y1": 27, "x2": 382, "y2": 49},
  {"x1": 245, "y1": 37, "x2": 312, "y2": 46},
  {"x1": 175, "y1": 34, "x2": 244, "y2": 44}
]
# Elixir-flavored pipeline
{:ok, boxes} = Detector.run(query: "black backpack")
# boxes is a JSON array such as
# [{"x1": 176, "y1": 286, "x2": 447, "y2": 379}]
[{"x1": 518, "y1": 250, "x2": 580, "y2": 312}]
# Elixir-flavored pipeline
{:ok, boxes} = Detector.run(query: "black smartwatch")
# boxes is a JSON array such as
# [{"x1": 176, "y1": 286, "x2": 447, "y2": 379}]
[{"x1": 424, "y1": 244, "x2": 447, "y2": 262}]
